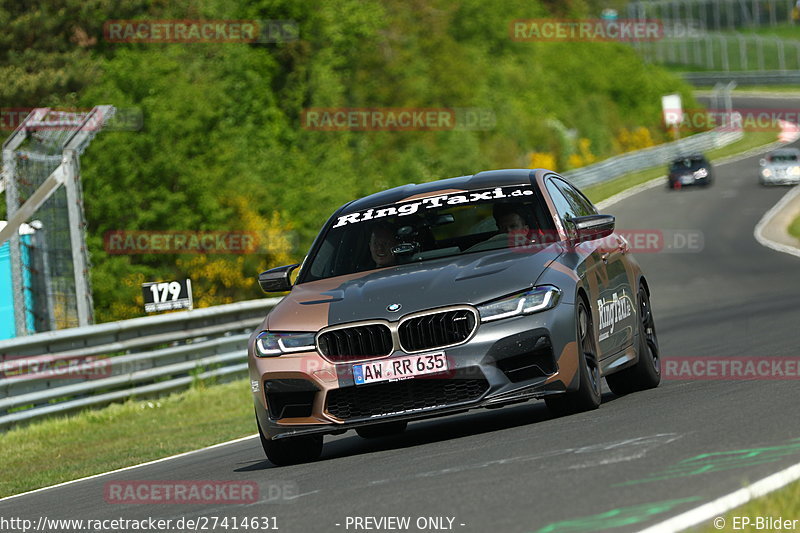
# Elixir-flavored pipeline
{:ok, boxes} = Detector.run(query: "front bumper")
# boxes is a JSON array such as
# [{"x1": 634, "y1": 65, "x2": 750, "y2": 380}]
[
  {"x1": 249, "y1": 303, "x2": 580, "y2": 440},
  {"x1": 669, "y1": 173, "x2": 710, "y2": 187},
  {"x1": 760, "y1": 172, "x2": 800, "y2": 185}
]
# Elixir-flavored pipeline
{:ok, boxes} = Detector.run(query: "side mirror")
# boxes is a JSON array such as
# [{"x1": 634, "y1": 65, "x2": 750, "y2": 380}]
[
  {"x1": 759, "y1": 158, "x2": 767, "y2": 166},
  {"x1": 570, "y1": 214, "x2": 615, "y2": 243},
  {"x1": 258, "y1": 264, "x2": 300, "y2": 293}
]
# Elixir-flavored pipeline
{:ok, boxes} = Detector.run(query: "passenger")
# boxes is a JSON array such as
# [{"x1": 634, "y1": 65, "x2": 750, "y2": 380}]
[{"x1": 369, "y1": 223, "x2": 398, "y2": 267}]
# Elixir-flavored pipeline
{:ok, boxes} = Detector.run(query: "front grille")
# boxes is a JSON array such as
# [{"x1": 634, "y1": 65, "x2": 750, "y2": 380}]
[
  {"x1": 326, "y1": 370, "x2": 489, "y2": 420},
  {"x1": 399, "y1": 309, "x2": 477, "y2": 352},
  {"x1": 317, "y1": 324, "x2": 393, "y2": 362}
]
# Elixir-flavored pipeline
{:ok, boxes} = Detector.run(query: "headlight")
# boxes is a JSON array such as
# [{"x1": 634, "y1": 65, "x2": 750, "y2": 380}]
[
  {"x1": 693, "y1": 168, "x2": 708, "y2": 179},
  {"x1": 762, "y1": 168, "x2": 772, "y2": 177},
  {"x1": 790, "y1": 166, "x2": 800, "y2": 176},
  {"x1": 255, "y1": 331, "x2": 316, "y2": 357},
  {"x1": 477, "y1": 286, "x2": 561, "y2": 323}
]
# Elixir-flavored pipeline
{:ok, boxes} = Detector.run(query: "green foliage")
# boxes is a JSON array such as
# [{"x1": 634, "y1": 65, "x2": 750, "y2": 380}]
[{"x1": 1, "y1": 0, "x2": 698, "y2": 321}]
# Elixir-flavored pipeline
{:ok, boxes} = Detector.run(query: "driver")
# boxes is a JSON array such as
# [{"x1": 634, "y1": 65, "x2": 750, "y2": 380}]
[
  {"x1": 369, "y1": 222, "x2": 399, "y2": 267},
  {"x1": 493, "y1": 203, "x2": 530, "y2": 234}
]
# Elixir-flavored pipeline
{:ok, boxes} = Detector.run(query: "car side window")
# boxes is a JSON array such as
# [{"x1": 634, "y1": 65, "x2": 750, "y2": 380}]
[
  {"x1": 545, "y1": 180, "x2": 578, "y2": 238},
  {"x1": 553, "y1": 179, "x2": 597, "y2": 217}
]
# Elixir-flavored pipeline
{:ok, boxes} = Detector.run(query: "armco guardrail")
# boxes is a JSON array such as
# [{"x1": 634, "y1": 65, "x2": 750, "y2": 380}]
[
  {"x1": 682, "y1": 71, "x2": 800, "y2": 86},
  {"x1": 0, "y1": 298, "x2": 280, "y2": 429},
  {"x1": 564, "y1": 127, "x2": 743, "y2": 189}
]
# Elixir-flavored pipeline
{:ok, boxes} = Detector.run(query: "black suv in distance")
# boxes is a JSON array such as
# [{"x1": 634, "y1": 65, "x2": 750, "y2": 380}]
[{"x1": 667, "y1": 154, "x2": 713, "y2": 190}]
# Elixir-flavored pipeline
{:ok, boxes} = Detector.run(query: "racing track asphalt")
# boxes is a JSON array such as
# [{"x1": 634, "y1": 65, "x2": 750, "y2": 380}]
[{"x1": 2, "y1": 95, "x2": 800, "y2": 533}]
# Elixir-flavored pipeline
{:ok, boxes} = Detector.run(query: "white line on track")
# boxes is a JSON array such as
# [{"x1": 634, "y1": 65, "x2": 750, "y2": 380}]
[
  {"x1": 753, "y1": 185, "x2": 800, "y2": 259},
  {"x1": 638, "y1": 460, "x2": 800, "y2": 533},
  {"x1": 0, "y1": 434, "x2": 258, "y2": 503}
]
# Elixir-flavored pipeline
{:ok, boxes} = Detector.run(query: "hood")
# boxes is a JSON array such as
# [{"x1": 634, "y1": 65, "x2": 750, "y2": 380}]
[
  {"x1": 267, "y1": 245, "x2": 563, "y2": 331},
  {"x1": 765, "y1": 162, "x2": 799, "y2": 170}
]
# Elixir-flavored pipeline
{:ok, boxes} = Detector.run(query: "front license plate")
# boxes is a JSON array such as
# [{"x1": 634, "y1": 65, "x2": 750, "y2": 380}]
[
  {"x1": 681, "y1": 175, "x2": 694, "y2": 184},
  {"x1": 353, "y1": 352, "x2": 447, "y2": 385}
]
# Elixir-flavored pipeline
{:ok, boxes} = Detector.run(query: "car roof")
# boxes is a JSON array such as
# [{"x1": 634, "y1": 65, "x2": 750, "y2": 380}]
[
  {"x1": 342, "y1": 169, "x2": 540, "y2": 212},
  {"x1": 670, "y1": 154, "x2": 707, "y2": 162},
  {"x1": 770, "y1": 148, "x2": 800, "y2": 156}
]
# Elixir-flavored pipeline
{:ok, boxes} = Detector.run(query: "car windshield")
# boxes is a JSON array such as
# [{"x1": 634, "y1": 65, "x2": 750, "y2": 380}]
[
  {"x1": 300, "y1": 185, "x2": 556, "y2": 282},
  {"x1": 769, "y1": 153, "x2": 798, "y2": 163},
  {"x1": 670, "y1": 157, "x2": 706, "y2": 170}
]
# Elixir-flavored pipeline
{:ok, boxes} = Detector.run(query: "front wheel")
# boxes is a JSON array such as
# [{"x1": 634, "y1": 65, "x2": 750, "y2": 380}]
[
  {"x1": 257, "y1": 415, "x2": 323, "y2": 466},
  {"x1": 606, "y1": 286, "x2": 661, "y2": 396},
  {"x1": 545, "y1": 299, "x2": 601, "y2": 415}
]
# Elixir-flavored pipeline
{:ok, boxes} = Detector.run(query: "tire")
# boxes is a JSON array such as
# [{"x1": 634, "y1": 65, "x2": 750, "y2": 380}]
[
  {"x1": 356, "y1": 421, "x2": 408, "y2": 439},
  {"x1": 606, "y1": 286, "x2": 661, "y2": 396},
  {"x1": 545, "y1": 299, "x2": 601, "y2": 415},
  {"x1": 257, "y1": 414, "x2": 323, "y2": 466}
]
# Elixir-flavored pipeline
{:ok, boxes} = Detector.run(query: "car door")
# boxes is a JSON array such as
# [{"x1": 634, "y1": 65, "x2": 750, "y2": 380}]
[
  {"x1": 549, "y1": 178, "x2": 636, "y2": 357},
  {"x1": 545, "y1": 178, "x2": 611, "y2": 360}
]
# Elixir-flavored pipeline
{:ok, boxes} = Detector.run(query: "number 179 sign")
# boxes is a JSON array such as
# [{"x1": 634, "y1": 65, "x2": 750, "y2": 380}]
[{"x1": 142, "y1": 279, "x2": 193, "y2": 313}]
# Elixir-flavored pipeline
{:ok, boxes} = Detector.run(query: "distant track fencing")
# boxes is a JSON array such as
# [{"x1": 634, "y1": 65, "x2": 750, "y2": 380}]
[
  {"x1": 634, "y1": 35, "x2": 800, "y2": 72},
  {"x1": 0, "y1": 298, "x2": 279, "y2": 430},
  {"x1": 682, "y1": 70, "x2": 800, "y2": 85}
]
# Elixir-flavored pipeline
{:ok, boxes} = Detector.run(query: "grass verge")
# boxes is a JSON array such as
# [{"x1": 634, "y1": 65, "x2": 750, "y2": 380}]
[
  {"x1": 0, "y1": 128, "x2": 785, "y2": 500},
  {"x1": 584, "y1": 129, "x2": 780, "y2": 204},
  {"x1": 0, "y1": 380, "x2": 254, "y2": 499},
  {"x1": 788, "y1": 213, "x2": 800, "y2": 240}
]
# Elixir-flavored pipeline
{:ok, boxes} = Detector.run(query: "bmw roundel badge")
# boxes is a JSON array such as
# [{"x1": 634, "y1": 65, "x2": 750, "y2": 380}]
[{"x1": 387, "y1": 303, "x2": 402, "y2": 312}]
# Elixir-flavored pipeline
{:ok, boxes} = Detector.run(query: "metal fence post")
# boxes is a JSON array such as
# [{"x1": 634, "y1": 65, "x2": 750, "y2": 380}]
[
  {"x1": 725, "y1": 81, "x2": 737, "y2": 117},
  {"x1": 62, "y1": 151, "x2": 92, "y2": 327},
  {"x1": 776, "y1": 38, "x2": 786, "y2": 70},
  {"x1": 796, "y1": 42, "x2": 800, "y2": 69},
  {"x1": 3, "y1": 150, "x2": 26, "y2": 337},
  {"x1": 738, "y1": 34, "x2": 748, "y2": 69},
  {"x1": 706, "y1": 35, "x2": 715, "y2": 69},
  {"x1": 693, "y1": 37, "x2": 702, "y2": 66},
  {"x1": 700, "y1": 0, "x2": 709, "y2": 29},
  {"x1": 727, "y1": 0, "x2": 735, "y2": 29},
  {"x1": 721, "y1": 35, "x2": 730, "y2": 70}
]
